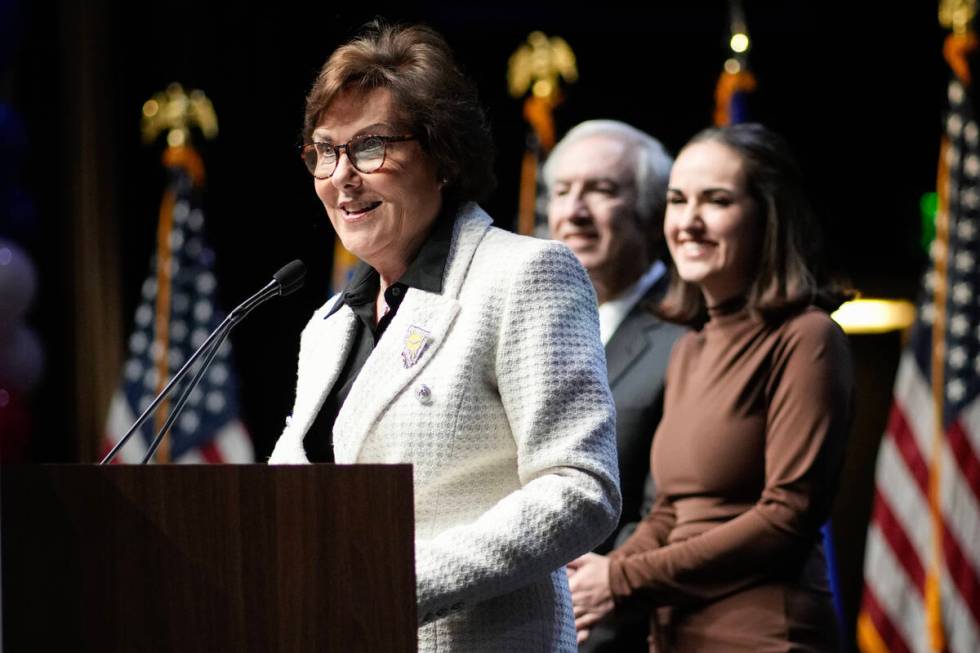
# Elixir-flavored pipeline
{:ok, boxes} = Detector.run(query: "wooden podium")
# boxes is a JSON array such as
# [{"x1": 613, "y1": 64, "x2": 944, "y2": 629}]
[{"x1": 1, "y1": 464, "x2": 416, "y2": 652}]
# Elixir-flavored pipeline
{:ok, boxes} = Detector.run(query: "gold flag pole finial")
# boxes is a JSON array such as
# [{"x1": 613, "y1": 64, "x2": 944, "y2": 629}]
[
  {"x1": 509, "y1": 31, "x2": 578, "y2": 236},
  {"x1": 940, "y1": 0, "x2": 977, "y2": 33},
  {"x1": 507, "y1": 31, "x2": 578, "y2": 105},
  {"x1": 141, "y1": 82, "x2": 219, "y2": 148}
]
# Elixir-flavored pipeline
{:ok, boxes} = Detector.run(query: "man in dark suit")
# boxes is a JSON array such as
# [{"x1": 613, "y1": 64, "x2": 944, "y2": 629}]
[{"x1": 545, "y1": 120, "x2": 686, "y2": 652}]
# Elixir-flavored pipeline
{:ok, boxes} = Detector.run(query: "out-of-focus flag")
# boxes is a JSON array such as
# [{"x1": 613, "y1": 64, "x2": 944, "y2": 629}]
[
  {"x1": 713, "y1": 64, "x2": 756, "y2": 128},
  {"x1": 713, "y1": 1, "x2": 756, "y2": 127},
  {"x1": 857, "y1": 26, "x2": 980, "y2": 653},
  {"x1": 103, "y1": 144, "x2": 253, "y2": 463}
]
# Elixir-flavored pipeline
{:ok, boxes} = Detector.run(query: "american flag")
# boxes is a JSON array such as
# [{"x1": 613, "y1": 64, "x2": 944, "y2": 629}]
[
  {"x1": 103, "y1": 146, "x2": 253, "y2": 464},
  {"x1": 857, "y1": 38, "x2": 980, "y2": 653}
]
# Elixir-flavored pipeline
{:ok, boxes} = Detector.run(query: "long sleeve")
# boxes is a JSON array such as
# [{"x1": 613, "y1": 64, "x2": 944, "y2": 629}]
[
  {"x1": 608, "y1": 310, "x2": 852, "y2": 606},
  {"x1": 415, "y1": 241, "x2": 622, "y2": 623},
  {"x1": 609, "y1": 493, "x2": 675, "y2": 562}
]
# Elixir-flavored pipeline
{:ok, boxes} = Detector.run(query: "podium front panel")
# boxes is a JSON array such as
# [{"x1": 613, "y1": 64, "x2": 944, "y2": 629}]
[{"x1": 1, "y1": 464, "x2": 416, "y2": 652}]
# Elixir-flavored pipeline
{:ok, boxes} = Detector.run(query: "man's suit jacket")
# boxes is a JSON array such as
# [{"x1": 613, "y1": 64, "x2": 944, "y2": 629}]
[
  {"x1": 270, "y1": 203, "x2": 621, "y2": 653},
  {"x1": 599, "y1": 278, "x2": 685, "y2": 554},
  {"x1": 581, "y1": 278, "x2": 685, "y2": 653}
]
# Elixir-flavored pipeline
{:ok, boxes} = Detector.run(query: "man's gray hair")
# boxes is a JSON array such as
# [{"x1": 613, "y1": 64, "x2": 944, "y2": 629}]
[{"x1": 543, "y1": 119, "x2": 673, "y2": 228}]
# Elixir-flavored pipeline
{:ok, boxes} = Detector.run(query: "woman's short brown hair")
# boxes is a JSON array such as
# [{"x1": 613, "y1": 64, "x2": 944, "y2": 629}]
[
  {"x1": 304, "y1": 20, "x2": 496, "y2": 204},
  {"x1": 658, "y1": 123, "x2": 848, "y2": 327}
]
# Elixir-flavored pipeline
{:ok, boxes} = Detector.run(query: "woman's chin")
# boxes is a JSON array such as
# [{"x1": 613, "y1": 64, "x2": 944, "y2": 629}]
[
  {"x1": 336, "y1": 233, "x2": 373, "y2": 261},
  {"x1": 333, "y1": 218, "x2": 382, "y2": 251},
  {"x1": 674, "y1": 265, "x2": 711, "y2": 287}
]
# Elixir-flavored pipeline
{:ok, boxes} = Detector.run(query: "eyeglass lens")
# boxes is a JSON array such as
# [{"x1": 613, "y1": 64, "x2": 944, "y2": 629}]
[{"x1": 305, "y1": 136, "x2": 387, "y2": 177}]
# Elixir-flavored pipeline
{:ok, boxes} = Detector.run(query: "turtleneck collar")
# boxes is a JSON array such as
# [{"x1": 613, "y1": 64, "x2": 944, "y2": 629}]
[{"x1": 704, "y1": 294, "x2": 752, "y2": 329}]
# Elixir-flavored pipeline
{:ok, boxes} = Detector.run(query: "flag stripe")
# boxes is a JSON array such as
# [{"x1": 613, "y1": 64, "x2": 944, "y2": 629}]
[
  {"x1": 856, "y1": 611, "x2": 891, "y2": 653},
  {"x1": 862, "y1": 525, "x2": 928, "y2": 652},
  {"x1": 947, "y1": 418, "x2": 980, "y2": 507},
  {"x1": 939, "y1": 561, "x2": 980, "y2": 653},
  {"x1": 212, "y1": 420, "x2": 254, "y2": 463},
  {"x1": 871, "y1": 488, "x2": 926, "y2": 594},
  {"x1": 199, "y1": 440, "x2": 224, "y2": 464},
  {"x1": 941, "y1": 416, "x2": 980, "y2": 578},
  {"x1": 103, "y1": 391, "x2": 148, "y2": 463},
  {"x1": 860, "y1": 582, "x2": 914, "y2": 653},
  {"x1": 895, "y1": 348, "x2": 936, "y2": 455},
  {"x1": 875, "y1": 432, "x2": 933, "y2": 567},
  {"x1": 941, "y1": 558, "x2": 980, "y2": 653},
  {"x1": 941, "y1": 517, "x2": 980, "y2": 629},
  {"x1": 888, "y1": 401, "x2": 930, "y2": 493}
]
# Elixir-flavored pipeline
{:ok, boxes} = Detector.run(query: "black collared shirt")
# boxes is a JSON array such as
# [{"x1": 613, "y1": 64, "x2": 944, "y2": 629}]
[{"x1": 302, "y1": 210, "x2": 453, "y2": 462}]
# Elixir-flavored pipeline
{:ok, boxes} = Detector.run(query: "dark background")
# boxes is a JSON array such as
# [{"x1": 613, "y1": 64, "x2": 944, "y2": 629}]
[
  {"x1": 9, "y1": 0, "x2": 942, "y2": 459},
  {"x1": 2, "y1": 0, "x2": 950, "y2": 644}
]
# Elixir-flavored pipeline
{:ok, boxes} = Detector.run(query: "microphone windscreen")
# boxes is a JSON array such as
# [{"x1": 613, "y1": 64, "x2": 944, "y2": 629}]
[{"x1": 273, "y1": 259, "x2": 306, "y2": 296}]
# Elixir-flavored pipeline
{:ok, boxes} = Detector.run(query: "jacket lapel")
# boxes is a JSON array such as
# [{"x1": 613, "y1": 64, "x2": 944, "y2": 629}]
[
  {"x1": 333, "y1": 290, "x2": 460, "y2": 462},
  {"x1": 292, "y1": 304, "x2": 358, "y2": 436},
  {"x1": 605, "y1": 275, "x2": 670, "y2": 387},
  {"x1": 333, "y1": 203, "x2": 492, "y2": 462},
  {"x1": 606, "y1": 308, "x2": 654, "y2": 387}
]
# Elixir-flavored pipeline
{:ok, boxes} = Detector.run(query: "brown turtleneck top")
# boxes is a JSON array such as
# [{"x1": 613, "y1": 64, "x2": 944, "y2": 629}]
[{"x1": 608, "y1": 303, "x2": 853, "y2": 651}]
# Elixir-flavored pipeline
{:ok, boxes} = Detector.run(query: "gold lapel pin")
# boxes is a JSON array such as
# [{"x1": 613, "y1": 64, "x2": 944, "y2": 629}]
[{"x1": 402, "y1": 325, "x2": 432, "y2": 368}]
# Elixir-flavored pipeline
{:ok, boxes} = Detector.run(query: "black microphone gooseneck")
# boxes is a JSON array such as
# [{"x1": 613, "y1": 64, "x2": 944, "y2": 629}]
[{"x1": 100, "y1": 260, "x2": 306, "y2": 465}]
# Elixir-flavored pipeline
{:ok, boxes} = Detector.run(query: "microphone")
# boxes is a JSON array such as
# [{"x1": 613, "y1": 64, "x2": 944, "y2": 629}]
[
  {"x1": 274, "y1": 259, "x2": 306, "y2": 296},
  {"x1": 100, "y1": 260, "x2": 307, "y2": 465}
]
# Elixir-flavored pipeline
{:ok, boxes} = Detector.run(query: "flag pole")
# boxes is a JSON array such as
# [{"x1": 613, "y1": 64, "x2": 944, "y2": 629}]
[
  {"x1": 508, "y1": 31, "x2": 577, "y2": 236},
  {"x1": 927, "y1": 5, "x2": 976, "y2": 648}
]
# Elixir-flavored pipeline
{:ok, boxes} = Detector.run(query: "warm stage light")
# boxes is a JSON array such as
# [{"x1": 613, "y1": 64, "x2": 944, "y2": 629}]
[
  {"x1": 730, "y1": 33, "x2": 750, "y2": 53},
  {"x1": 831, "y1": 298, "x2": 917, "y2": 334},
  {"x1": 142, "y1": 99, "x2": 159, "y2": 118}
]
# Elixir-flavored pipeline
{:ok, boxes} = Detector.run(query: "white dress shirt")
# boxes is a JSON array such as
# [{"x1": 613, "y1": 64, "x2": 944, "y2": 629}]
[{"x1": 597, "y1": 260, "x2": 666, "y2": 345}]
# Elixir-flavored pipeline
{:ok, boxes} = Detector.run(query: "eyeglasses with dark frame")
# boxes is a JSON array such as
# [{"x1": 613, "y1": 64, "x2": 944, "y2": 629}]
[{"x1": 300, "y1": 134, "x2": 417, "y2": 179}]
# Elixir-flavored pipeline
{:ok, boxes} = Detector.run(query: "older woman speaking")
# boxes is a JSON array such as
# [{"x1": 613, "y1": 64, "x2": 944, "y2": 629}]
[{"x1": 268, "y1": 21, "x2": 621, "y2": 652}]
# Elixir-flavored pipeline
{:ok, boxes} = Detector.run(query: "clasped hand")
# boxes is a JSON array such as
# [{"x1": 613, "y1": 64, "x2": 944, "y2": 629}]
[{"x1": 566, "y1": 552, "x2": 614, "y2": 644}]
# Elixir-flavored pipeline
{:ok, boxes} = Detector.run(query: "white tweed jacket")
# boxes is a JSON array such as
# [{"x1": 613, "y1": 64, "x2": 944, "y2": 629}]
[{"x1": 269, "y1": 203, "x2": 621, "y2": 652}]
